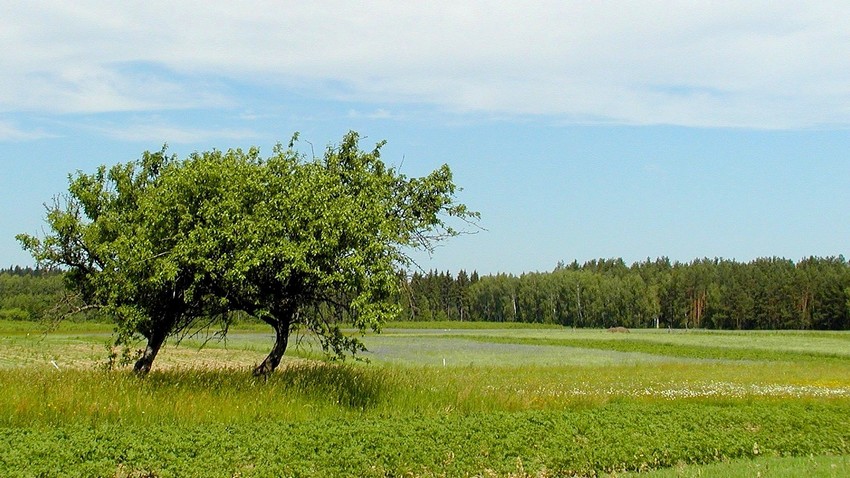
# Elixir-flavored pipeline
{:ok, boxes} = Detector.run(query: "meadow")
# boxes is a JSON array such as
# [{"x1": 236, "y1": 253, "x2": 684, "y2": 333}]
[{"x1": 1, "y1": 320, "x2": 849, "y2": 477}]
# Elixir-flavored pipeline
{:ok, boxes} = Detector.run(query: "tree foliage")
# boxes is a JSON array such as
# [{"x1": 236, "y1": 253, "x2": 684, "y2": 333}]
[
  {"x1": 401, "y1": 256, "x2": 850, "y2": 330},
  {"x1": 18, "y1": 132, "x2": 477, "y2": 374},
  {"x1": 0, "y1": 267, "x2": 66, "y2": 321}
]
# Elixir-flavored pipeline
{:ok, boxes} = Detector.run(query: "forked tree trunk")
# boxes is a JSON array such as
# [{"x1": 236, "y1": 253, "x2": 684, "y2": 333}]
[
  {"x1": 134, "y1": 329, "x2": 167, "y2": 375},
  {"x1": 253, "y1": 317, "x2": 291, "y2": 377}
]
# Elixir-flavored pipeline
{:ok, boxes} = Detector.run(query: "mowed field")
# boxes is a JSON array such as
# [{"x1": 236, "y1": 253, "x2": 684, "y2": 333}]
[{"x1": 1, "y1": 321, "x2": 850, "y2": 477}]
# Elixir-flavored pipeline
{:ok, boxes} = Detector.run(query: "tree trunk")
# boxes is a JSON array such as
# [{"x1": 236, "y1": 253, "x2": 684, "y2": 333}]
[
  {"x1": 134, "y1": 329, "x2": 167, "y2": 375},
  {"x1": 253, "y1": 317, "x2": 291, "y2": 377}
]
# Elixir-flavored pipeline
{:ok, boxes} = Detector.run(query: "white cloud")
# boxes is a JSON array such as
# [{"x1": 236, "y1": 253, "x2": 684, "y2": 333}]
[
  {"x1": 86, "y1": 118, "x2": 258, "y2": 143},
  {"x1": 2, "y1": 2, "x2": 850, "y2": 128},
  {"x1": 0, "y1": 120, "x2": 53, "y2": 141},
  {"x1": 347, "y1": 108, "x2": 396, "y2": 120}
]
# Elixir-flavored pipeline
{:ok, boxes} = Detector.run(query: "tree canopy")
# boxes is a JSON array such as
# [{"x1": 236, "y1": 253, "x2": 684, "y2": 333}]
[
  {"x1": 401, "y1": 256, "x2": 850, "y2": 330},
  {"x1": 18, "y1": 131, "x2": 477, "y2": 374}
]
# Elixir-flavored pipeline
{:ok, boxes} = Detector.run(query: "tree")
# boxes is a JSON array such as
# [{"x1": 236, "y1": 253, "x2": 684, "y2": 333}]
[
  {"x1": 18, "y1": 148, "x2": 215, "y2": 373},
  {"x1": 19, "y1": 132, "x2": 477, "y2": 375}
]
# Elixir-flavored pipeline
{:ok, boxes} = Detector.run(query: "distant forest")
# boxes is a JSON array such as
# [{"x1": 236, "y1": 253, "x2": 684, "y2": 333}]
[
  {"x1": 400, "y1": 257, "x2": 850, "y2": 330},
  {"x1": 4, "y1": 256, "x2": 850, "y2": 330},
  {"x1": 0, "y1": 266, "x2": 65, "y2": 321}
]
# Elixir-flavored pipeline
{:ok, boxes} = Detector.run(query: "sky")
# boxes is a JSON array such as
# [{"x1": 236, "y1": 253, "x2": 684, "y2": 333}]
[{"x1": 2, "y1": 2, "x2": 850, "y2": 275}]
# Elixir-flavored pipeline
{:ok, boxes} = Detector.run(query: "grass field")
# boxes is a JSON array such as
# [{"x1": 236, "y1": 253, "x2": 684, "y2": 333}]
[{"x1": 1, "y1": 320, "x2": 849, "y2": 477}]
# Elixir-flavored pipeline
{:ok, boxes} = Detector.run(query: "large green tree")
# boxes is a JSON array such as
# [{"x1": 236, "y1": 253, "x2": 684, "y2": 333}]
[
  {"x1": 19, "y1": 132, "x2": 476, "y2": 375},
  {"x1": 18, "y1": 147, "x2": 228, "y2": 373}
]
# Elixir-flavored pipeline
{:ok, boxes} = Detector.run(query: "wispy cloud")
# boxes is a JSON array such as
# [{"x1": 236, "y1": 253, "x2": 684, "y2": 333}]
[
  {"x1": 347, "y1": 108, "x2": 397, "y2": 120},
  {"x1": 86, "y1": 118, "x2": 259, "y2": 143},
  {"x1": 2, "y1": 2, "x2": 850, "y2": 128},
  {"x1": 236, "y1": 110, "x2": 278, "y2": 121},
  {"x1": 1, "y1": 63, "x2": 231, "y2": 114},
  {"x1": 0, "y1": 120, "x2": 54, "y2": 141}
]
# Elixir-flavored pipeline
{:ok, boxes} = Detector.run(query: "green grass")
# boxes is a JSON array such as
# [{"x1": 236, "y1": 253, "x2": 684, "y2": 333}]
[
  {"x1": 2, "y1": 320, "x2": 850, "y2": 476},
  {"x1": 0, "y1": 319, "x2": 114, "y2": 335},
  {"x1": 2, "y1": 400, "x2": 849, "y2": 477},
  {"x1": 441, "y1": 333, "x2": 850, "y2": 362},
  {"x1": 381, "y1": 320, "x2": 563, "y2": 330},
  {"x1": 393, "y1": 327, "x2": 850, "y2": 360},
  {"x1": 610, "y1": 454, "x2": 850, "y2": 477}
]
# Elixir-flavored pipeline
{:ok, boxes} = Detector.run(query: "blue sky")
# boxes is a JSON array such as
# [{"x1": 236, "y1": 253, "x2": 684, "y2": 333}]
[{"x1": 2, "y1": 2, "x2": 850, "y2": 275}]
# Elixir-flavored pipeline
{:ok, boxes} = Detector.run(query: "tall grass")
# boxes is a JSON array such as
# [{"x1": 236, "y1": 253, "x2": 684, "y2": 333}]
[
  {"x1": 3, "y1": 358, "x2": 849, "y2": 428},
  {"x1": 0, "y1": 363, "x2": 396, "y2": 426}
]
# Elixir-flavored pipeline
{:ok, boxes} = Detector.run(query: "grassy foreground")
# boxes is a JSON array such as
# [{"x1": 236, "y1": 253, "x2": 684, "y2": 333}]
[
  {"x1": 3, "y1": 399, "x2": 849, "y2": 477},
  {"x1": 1, "y1": 321, "x2": 849, "y2": 477},
  {"x1": 613, "y1": 454, "x2": 850, "y2": 478}
]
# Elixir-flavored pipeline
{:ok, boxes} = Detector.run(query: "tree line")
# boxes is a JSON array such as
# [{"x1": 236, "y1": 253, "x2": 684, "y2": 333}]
[
  {"x1": 0, "y1": 267, "x2": 65, "y2": 321},
  {"x1": 400, "y1": 256, "x2": 850, "y2": 330},
  {"x1": 6, "y1": 256, "x2": 850, "y2": 331}
]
